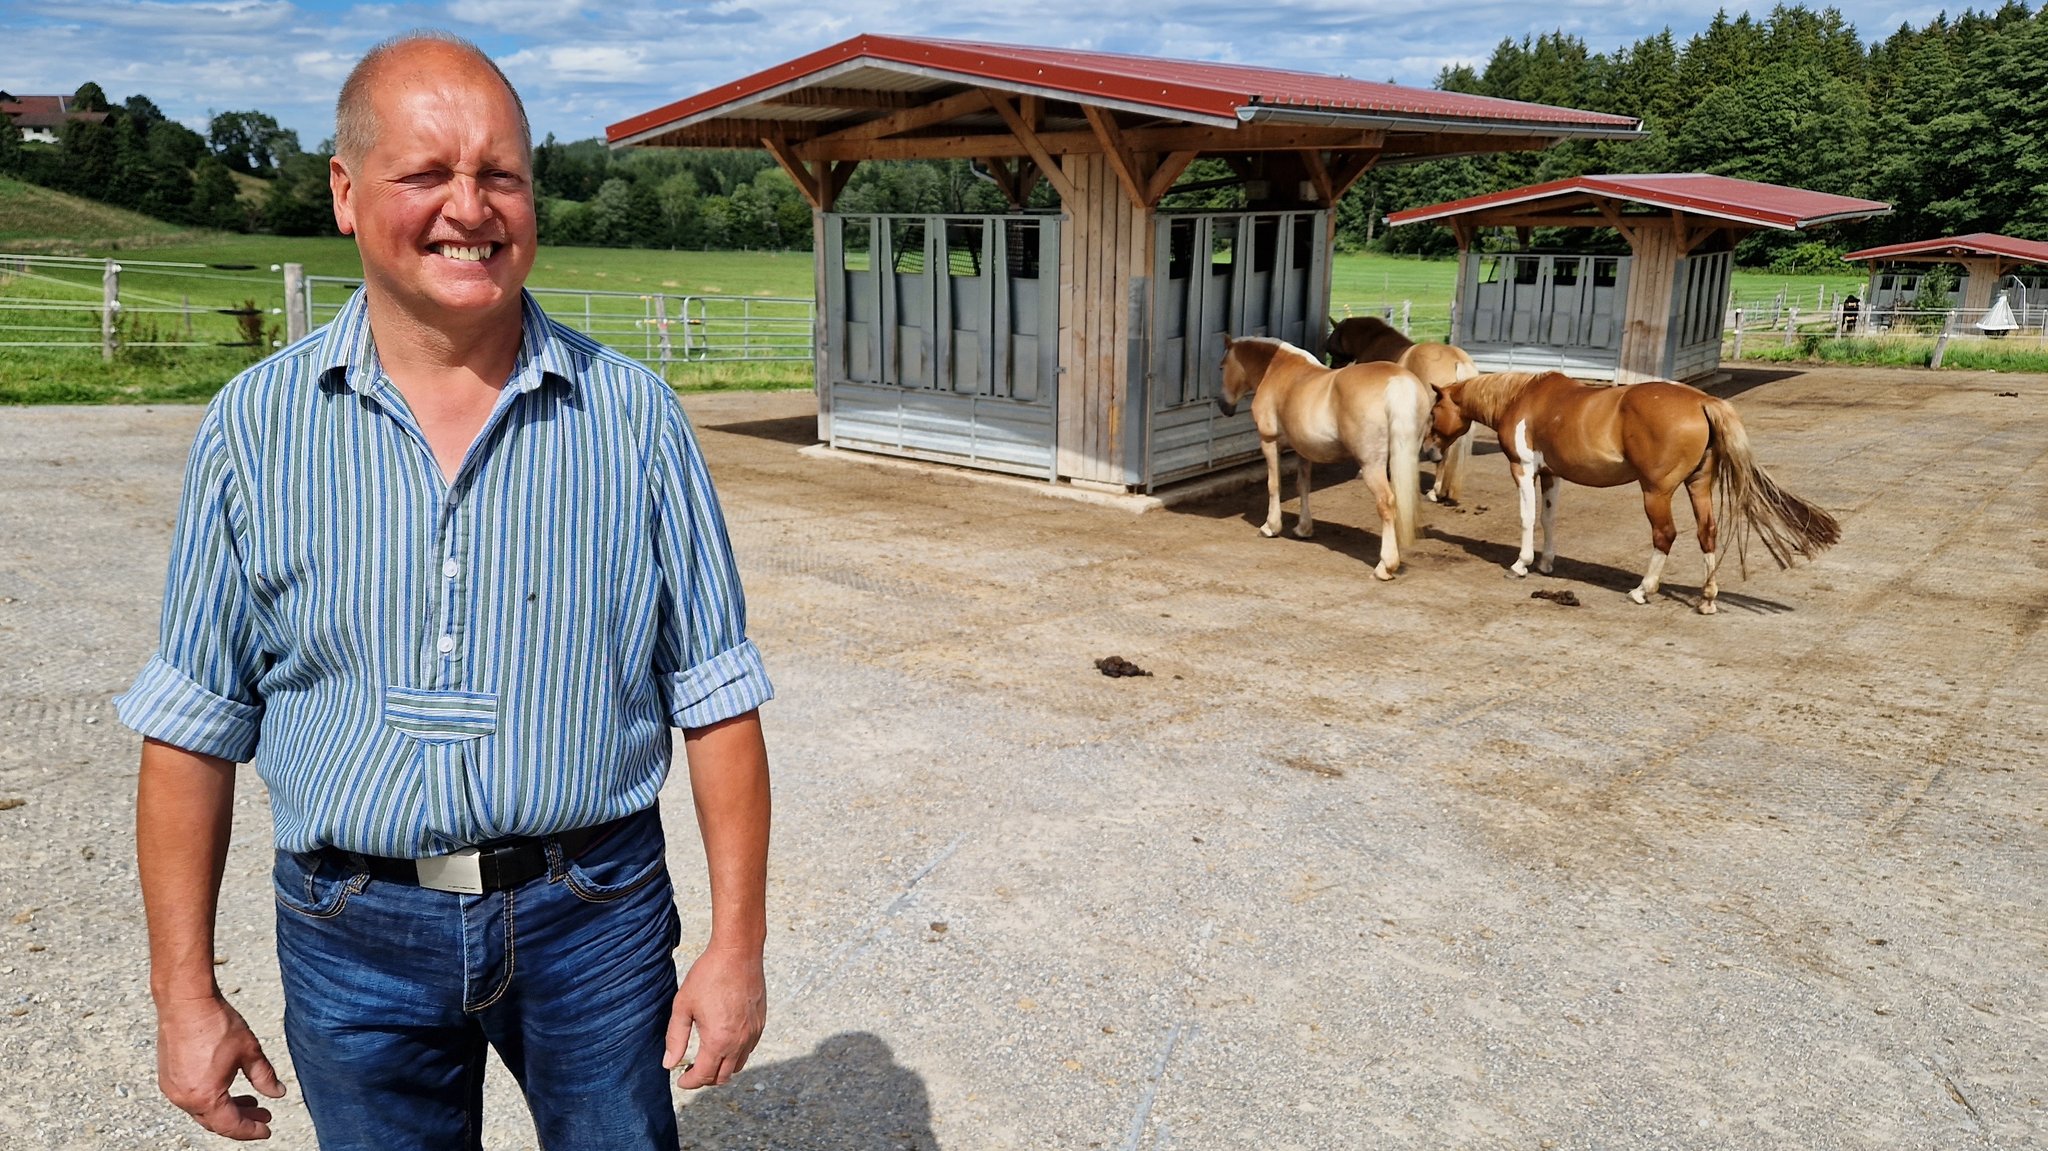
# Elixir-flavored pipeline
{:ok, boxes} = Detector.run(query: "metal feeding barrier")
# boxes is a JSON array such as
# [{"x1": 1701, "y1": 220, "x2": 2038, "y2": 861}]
[{"x1": 302, "y1": 274, "x2": 815, "y2": 370}]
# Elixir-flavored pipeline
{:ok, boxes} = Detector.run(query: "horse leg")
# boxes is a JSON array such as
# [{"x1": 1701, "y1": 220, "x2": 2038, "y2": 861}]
[
  {"x1": 1293, "y1": 455, "x2": 1316, "y2": 539},
  {"x1": 1537, "y1": 473, "x2": 1560, "y2": 575},
  {"x1": 1508, "y1": 455, "x2": 1540, "y2": 578},
  {"x1": 1687, "y1": 474, "x2": 1722, "y2": 615},
  {"x1": 1259, "y1": 438, "x2": 1285, "y2": 537},
  {"x1": 1628, "y1": 486, "x2": 1680, "y2": 605},
  {"x1": 1362, "y1": 461, "x2": 1400, "y2": 580}
]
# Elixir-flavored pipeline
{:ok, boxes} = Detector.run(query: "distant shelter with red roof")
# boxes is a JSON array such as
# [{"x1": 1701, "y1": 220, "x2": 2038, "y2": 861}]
[
  {"x1": 1389, "y1": 174, "x2": 1889, "y2": 384},
  {"x1": 0, "y1": 93, "x2": 107, "y2": 144},
  {"x1": 1841, "y1": 233, "x2": 2048, "y2": 325},
  {"x1": 611, "y1": 34, "x2": 1642, "y2": 491}
]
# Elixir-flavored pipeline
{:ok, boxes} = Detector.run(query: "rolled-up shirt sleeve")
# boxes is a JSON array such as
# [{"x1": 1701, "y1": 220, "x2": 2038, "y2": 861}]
[
  {"x1": 649, "y1": 400, "x2": 774, "y2": 730},
  {"x1": 114, "y1": 408, "x2": 265, "y2": 762}
]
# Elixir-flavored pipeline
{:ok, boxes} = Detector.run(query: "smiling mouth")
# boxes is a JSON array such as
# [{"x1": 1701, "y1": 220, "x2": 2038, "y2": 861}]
[{"x1": 431, "y1": 242, "x2": 500, "y2": 262}]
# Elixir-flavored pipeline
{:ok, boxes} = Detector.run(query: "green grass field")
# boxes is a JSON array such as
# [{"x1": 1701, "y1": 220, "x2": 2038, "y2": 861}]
[{"x1": 0, "y1": 176, "x2": 203, "y2": 248}]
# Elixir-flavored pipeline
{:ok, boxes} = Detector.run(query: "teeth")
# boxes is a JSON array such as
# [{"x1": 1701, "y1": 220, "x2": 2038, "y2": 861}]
[{"x1": 437, "y1": 244, "x2": 492, "y2": 261}]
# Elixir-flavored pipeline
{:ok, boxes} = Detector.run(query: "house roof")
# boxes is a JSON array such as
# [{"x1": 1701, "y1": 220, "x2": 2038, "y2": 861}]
[
  {"x1": 607, "y1": 33, "x2": 1643, "y2": 150},
  {"x1": 1841, "y1": 232, "x2": 2048, "y2": 266},
  {"x1": 1387, "y1": 173, "x2": 1891, "y2": 232},
  {"x1": 0, "y1": 95, "x2": 107, "y2": 130}
]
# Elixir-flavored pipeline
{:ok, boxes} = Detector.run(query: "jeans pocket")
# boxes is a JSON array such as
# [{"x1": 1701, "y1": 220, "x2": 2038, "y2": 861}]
[
  {"x1": 561, "y1": 851, "x2": 665, "y2": 904},
  {"x1": 273, "y1": 851, "x2": 368, "y2": 919}
]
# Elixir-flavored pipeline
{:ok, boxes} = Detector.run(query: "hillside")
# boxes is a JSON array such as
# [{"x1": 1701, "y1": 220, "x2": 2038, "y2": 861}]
[{"x1": 0, "y1": 176, "x2": 200, "y2": 247}]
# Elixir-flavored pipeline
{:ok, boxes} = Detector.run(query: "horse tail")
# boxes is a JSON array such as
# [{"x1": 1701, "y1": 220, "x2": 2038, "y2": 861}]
[
  {"x1": 1387, "y1": 370, "x2": 1424, "y2": 550},
  {"x1": 1704, "y1": 398, "x2": 1842, "y2": 577}
]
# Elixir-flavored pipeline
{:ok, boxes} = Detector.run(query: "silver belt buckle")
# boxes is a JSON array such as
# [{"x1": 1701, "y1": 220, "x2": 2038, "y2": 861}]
[{"x1": 416, "y1": 847, "x2": 485, "y2": 894}]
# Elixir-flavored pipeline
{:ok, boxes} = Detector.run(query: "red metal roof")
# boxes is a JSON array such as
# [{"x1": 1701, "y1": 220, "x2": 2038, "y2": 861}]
[
  {"x1": 608, "y1": 34, "x2": 1642, "y2": 145},
  {"x1": 0, "y1": 95, "x2": 106, "y2": 130},
  {"x1": 1841, "y1": 232, "x2": 2048, "y2": 266},
  {"x1": 1387, "y1": 173, "x2": 1890, "y2": 232}
]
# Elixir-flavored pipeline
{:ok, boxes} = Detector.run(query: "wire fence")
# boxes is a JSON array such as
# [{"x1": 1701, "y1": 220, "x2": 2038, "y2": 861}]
[
  {"x1": 0, "y1": 254, "x2": 815, "y2": 371},
  {"x1": 303, "y1": 277, "x2": 815, "y2": 369}
]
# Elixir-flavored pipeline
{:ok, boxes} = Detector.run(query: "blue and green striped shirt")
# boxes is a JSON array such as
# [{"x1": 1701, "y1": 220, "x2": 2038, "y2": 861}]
[{"x1": 116, "y1": 288, "x2": 773, "y2": 856}]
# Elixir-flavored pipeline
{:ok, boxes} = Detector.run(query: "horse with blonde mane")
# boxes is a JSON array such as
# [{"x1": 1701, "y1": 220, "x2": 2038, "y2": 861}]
[
  {"x1": 1429, "y1": 370, "x2": 1841, "y2": 613},
  {"x1": 1218, "y1": 335, "x2": 1427, "y2": 580},
  {"x1": 1325, "y1": 315, "x2": 1479, "y2": 503}
]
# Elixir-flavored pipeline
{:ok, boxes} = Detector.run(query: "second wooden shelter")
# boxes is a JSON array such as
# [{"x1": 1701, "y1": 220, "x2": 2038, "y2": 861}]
[
  {"x1": 609, "y1": 35, "x2": 1641, "y2": 491},
  {"x1": 1387, "y1": 174, "x2": 1890, "y2": 384}
]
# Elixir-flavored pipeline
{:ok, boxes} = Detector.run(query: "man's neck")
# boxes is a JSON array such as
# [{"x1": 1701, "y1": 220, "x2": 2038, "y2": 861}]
[{"x1": 363, "y1": 290, "x2": 524, "y2": 394}]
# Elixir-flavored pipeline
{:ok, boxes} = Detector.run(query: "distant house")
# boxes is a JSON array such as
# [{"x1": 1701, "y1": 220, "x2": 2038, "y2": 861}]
[{"x1": 0, "y1": 94, "x2": 108, "y2": 144}]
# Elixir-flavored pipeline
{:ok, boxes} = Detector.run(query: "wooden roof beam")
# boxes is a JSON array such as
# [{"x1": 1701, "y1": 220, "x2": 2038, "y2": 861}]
[
  {"x1": 790, "y1": 122, "x2": 1388, "y2": 163},
  {"x1": 1326, "y1": 151, "x2": 1379, "y2": 200},
  {"x1": 985, "y1": 92, "x2": 1078, "y2": 203},
  {"x1": 1299, "y1": 149, "x2": 1335, "y2": 207},
  {"x1": 761, "y1": 134, "x2": 823, "y2": 209},
  {"x1": 1146, "y1": 150, "x2": 1200, "y2": 204},
  {"x1": 1084, "y1": 105, "x2": 1149, "y2": 211},
  {"x1": 810, "y1": 87, "x2": 993, "y2": 145}
]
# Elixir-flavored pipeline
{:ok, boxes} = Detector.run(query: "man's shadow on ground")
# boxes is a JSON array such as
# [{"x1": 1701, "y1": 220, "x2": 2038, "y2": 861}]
[{"x1": 675, "y1": 1032, "x2": 938, "y2": 1150}]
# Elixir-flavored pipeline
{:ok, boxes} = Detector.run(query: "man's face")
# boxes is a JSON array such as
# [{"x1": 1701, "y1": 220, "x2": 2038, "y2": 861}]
[{"x1": 331, "y1": 52, "x2": 536, "y2": 328}]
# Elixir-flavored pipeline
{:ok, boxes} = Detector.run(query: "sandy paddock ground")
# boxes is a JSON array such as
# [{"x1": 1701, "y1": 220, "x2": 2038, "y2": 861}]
[{"x1": 0, "y1": 362, "x2": 2042, "y2": 1150}]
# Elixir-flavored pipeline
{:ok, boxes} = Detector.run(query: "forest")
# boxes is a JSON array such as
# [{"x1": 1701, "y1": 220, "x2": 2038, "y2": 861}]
[{"x1": 5, "y1": 3, "x2": 2045, "y2": 266}]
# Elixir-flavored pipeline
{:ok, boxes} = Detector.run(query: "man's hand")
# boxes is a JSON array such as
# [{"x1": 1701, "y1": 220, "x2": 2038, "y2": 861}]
[
  {"x1": 664, "y1": 945, "x2": 766, "y2": 1088},
  {"x1": 155, "y1": 994, "x2": 286, "y2": 1140}
]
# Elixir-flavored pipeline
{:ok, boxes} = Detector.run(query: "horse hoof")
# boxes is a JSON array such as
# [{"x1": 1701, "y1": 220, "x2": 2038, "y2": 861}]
[
  {"x1": 1628, "y1": 588, "x2": 1649, "y2": 605},
  {"x1": 1373, "y1": 565, "x2": 1396, "y2": 581},
  {"x1": 1259, "y1": 524, "x2": 1280, "y2": 538},
  {"x1": 1537, "y1": 561, "x2": 1555, "y2": 575},
  {"x1": 1508, "y1": 564, "x2": 1529, "y2": 579},
  {"x1": 1698, "y1": 600, "x2": 1718, "y2": 615},
  {"x1": 1293, "y1": 526, "x2": 1315, "y2": 540}
]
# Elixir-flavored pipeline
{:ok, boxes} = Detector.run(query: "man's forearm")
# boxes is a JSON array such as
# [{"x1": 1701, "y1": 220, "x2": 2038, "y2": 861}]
[
  {"x1": 681, "y1": 711, "x2": 770, "y2": 949},
  {"x1": 137, "y1": 738, "x2": 238, "y2": 1003}
]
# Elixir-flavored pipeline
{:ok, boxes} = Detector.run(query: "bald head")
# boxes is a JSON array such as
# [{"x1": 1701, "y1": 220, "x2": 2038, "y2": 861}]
[{"x1": 334, "y1": 31, "x2": 530, "y2": 168}]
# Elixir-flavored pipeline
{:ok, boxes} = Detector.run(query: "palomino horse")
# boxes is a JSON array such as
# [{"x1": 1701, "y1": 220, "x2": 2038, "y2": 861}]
[
  {"x1": 1325, "y1": 315, "x2": 1478, "y2": 503},
  {"x1": 1217, "y1": 335, "x2": 1427, "y2": 580},
  {"x1": 1429, "y1": 371, "x2": 1841, "y2": 613}
]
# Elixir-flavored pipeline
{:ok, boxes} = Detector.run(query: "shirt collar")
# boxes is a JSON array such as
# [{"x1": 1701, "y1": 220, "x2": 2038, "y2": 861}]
[{"x1": 316, "y1": 287, "x2": 575, "y2": 395}]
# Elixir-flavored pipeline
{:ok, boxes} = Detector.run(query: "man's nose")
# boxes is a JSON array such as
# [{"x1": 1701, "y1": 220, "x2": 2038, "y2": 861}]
[{"x1": 442, "y1": 175, "x2": 489, "y2": 229}]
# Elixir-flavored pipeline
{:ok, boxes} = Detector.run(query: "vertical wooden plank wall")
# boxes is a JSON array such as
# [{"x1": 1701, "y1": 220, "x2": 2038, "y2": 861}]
[
  {"x1": 1056, "y1": 154, "x2": 1155, "y2": 487},
  {"x1": 1615, "y1": 223, "x2": 1680, "y2": 385},
  {"x1": 813, "y1": 211, "x2": 832, "y2": 440}
]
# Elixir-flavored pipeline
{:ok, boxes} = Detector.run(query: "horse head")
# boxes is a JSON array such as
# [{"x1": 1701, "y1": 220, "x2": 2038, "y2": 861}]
[
  {"x1": 1215, "y1": 334, "x2": 1271, "y2": 417},
  {"x1": 1428, "y1": 382, "x2": 1473, "y2": 450}
]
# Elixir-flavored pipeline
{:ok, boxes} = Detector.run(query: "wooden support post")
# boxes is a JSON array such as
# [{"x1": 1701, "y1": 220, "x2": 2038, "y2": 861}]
[
  {"x1": 101, "y1": 259, "x2": 118, "y2": 362},
  {"x1": 1298, "y1": 149, "x2": 1335, "y2": 207},
  {"x1": 283, "y1": 262, "x2": 308, "y2": 343},
  {"x1": 1082, "y1": 105, "x2": 1148, "y2": 211},
  {"x1": 1145, "y1": 150, "x2": 1199, "y2": 205},
  {"x1": 761, "y1": 135, "x2": 823, "y2": 209}
]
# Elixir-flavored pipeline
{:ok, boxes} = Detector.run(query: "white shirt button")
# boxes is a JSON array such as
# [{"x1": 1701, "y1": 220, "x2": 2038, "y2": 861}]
[
  {"x1": 443, "y1": 559, "x2": 459, "y2": 579},
  {"x1": 437, "y1": 634, "x2": 456, "y2": 654}
]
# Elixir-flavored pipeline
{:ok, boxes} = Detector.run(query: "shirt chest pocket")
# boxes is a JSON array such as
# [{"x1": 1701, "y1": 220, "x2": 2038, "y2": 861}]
[{"x1": 383, "y1": 686, "x2": 499, "y2": 744}]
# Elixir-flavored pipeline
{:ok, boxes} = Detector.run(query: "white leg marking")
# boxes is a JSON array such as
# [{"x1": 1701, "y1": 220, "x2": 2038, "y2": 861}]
[
  {"x1": 1699, "y1": 550, "x2": 1720, "y2": 614},
  {"x1": 1509, "y1": 421, "x2": 1540, "y2": 577},
  {"x1": 1260, "y1": 440, "x2": 1283, "y2": 537},
  {"x1": 1629, "y1": 550, "x2": 1668, "y2": 605}
]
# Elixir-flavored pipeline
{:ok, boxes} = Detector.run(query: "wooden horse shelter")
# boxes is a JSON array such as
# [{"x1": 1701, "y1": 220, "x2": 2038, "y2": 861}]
[
  {"x1": 1387, "y1": 174, "x2": 1889, "y2": 385},
  {"x1": 1841, "y1": 233, "x2": 2048, "y2": 325},
  {"x1": 608, "y1": 34, "x2": 1641, "y2": 491}
]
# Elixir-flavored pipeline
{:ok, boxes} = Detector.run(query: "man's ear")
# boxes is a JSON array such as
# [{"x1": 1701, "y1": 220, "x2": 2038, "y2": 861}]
[{"x1": 330, "y1": 157, "x2": 356, "y2": 237}]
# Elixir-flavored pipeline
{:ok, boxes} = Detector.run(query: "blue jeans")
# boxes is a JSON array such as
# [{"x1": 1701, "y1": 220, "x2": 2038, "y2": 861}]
[{"x1": 273, "y1": 806, "x2": 681, "y2": 1151}]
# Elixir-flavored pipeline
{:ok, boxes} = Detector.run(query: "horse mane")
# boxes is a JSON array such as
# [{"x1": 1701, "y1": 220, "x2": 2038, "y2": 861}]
[
  {"x1": 1456, "y1": 371, "x2": 1568, "y2": 425},
  {"x1": 1230, "y1": 336, "x2": 1321, "y2": 381}
]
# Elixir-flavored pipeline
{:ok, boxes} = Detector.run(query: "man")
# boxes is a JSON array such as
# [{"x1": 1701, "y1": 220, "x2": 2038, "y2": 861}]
[{"x1": 115, "y1": 32, "x2": 773, "y2": 1148}]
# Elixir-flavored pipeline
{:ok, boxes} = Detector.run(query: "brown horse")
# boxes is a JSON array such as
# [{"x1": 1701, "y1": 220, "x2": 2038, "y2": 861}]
[
  {"x1": 1218, "y1": 336, "x2": 1426, "y2": 580},
  {"x1": 1326, "y1": 315, "x2": 1478, "y2": 503},
  {"x1": 1429, "y1": 371, "x2": 1841, "y2": 613}
]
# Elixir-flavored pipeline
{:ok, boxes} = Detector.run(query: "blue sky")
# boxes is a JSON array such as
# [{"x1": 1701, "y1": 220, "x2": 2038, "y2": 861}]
[{"x1": 4, "y1": 1, "x2": 1952, "y2": 149}]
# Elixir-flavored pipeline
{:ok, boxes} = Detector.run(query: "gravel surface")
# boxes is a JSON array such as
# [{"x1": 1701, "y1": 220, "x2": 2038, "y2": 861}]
[{"x1": 1, "y1": 363, "x2": 2043, "y2": 1150}]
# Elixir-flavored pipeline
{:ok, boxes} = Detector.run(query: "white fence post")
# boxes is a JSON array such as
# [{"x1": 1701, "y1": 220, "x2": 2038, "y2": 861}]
[
  {"x1": 1731, "y1": 308, "x2": 1744, "y2": 359},
  {"x1": 1400, "y1": 299, "x2": 1411, "y2": 336},
  {"x1": 101, "y1": 259, "x2": 120, "y2": 362},
  {"x1": 283, "y1": 263, "x2": 308, "y2": 343},
  {"x1": 1785, "y1": 306, "x2": 1798, "y2": 346}
]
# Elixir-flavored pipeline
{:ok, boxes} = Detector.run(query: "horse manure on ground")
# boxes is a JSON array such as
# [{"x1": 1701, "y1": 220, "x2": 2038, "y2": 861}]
[
  {"x1": 1997, "y1": 391, "x2": 2019, "y2": 397},
  {"x1": 1094, "y1": 655, "x2": 1152, "y2": 678},
  {"x1": 1530, "y1": 589, "x2": 1582, "y2": 607}
]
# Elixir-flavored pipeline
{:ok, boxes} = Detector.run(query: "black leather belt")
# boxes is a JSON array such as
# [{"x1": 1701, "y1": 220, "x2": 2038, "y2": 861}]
[{"x1": 320, "y1": 814, "x2": 626, "y2": 895}]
